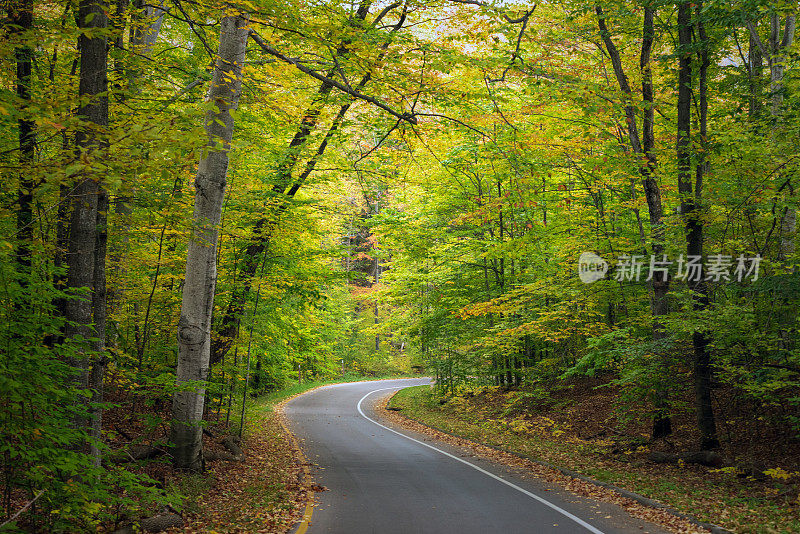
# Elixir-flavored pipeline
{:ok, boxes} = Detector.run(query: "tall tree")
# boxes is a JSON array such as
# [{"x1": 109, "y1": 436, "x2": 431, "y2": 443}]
[
  {"x1": 171, "y1": 12, "x2": 250, "y2": 471},
  {"x1": 64, "y1": 0, "x2": 109, "y2": 463},
  {"x1": 596, "y1": 2, "x2": 671, "y2": 439},
  {"x1": 212, "y1": 1, "x2": 410, "y2": 364},
  {"x1": 748, "y1": 12, "x2": 796, "y2": 258},
  {"x1": 9, "y1": 0, "x2": 35, "y2": 290},
  {"x1": 676, "y1": 0, "x2": 718, "y2": 450}
]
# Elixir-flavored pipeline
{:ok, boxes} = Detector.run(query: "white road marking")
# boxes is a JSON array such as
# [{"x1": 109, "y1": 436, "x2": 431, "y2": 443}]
[{"x1": 357, "y1": 386, "x2": 606, "y2": 534}]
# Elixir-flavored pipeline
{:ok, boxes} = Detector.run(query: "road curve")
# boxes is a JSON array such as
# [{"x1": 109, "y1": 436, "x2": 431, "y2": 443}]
[{"x1": 283, "y1": 378, "x2": 670, "y2": 534}]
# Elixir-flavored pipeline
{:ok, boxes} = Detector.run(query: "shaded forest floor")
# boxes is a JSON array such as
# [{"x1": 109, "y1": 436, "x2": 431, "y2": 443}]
[
  {"x1": 168, "y1": 409, "x2": 310, "y2": 534},
  {"x1": 93, "y1": 376, "x2": 415, "y2": 533},
  {"x1": 96, "y1": 381, "x2": 315, "y2": 533},
  {"x1": 387, "y1": 380, "x2": 800, "y2": 533}
]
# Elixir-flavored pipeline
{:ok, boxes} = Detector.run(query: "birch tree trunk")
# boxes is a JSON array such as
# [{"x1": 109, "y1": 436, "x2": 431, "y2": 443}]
[
  {"x1": 171, "y1": 13, "x2": 249, "y2": 471},
  {"x1": 772, "y1": 15, "x2": 796, "y2": 260}
]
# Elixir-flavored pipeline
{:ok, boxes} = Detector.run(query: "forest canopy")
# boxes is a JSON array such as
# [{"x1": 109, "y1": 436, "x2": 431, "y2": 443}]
[{"x1": 0, "y1": 0, "x2": 798, "y2": 530}]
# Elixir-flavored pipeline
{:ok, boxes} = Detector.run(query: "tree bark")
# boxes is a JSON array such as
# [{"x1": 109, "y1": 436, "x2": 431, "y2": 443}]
[
  {"x1": 131, "y1": 0, "x2": 166, "y2": 56},
  {"x1": 596, "y1": 4, "x2": 671, "y2": 438},
  {"x1": 171, "y1": 13, "x2": 249, "y2": 471},
  {"x1": 748, "y1": 25, "x2": 763, "y2": 120},
  {"x1": 65, "y1": 0, "x2": 109, "y2": 460},
  {"x1": 679, "y1": 3, "x2": 718, "y2": 450},
  {"x1": 9, "y1": 0, "x2": 35, "y2": 291},
  {"x1": 773, "y1": 16, "x2": 796, "y2": 260}
]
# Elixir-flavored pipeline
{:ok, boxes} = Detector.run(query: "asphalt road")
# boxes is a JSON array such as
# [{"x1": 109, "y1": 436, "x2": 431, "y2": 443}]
[{"x1": 283, "y1": 378, "x2": 671, "y2": 534}]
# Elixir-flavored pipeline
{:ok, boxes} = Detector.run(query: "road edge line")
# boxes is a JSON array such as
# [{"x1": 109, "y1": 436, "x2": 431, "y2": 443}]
[
  {"x1": 357, "y1": 386, "x2": 606, "y2": 534},
  {"x1": 380, "y1": 388, "x2": 732, "y2": 534},
  {"x1": 278, "y1": 378, "x2": 426, "y2": 533}
]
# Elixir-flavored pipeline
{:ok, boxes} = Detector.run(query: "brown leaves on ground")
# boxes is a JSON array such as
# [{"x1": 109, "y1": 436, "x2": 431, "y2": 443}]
[
  {"x1": 386, "y1": 380, "x2": 800, "y2": 532},
  {"x1": 171, "y1": 410, "x2": 312, "y2": 534},
  {"x1": 384, "y1": 384, "x2": 800, "y2": 533},
  {"x1": 377, "y1": 394, "x2": 706, "y2": 534}
]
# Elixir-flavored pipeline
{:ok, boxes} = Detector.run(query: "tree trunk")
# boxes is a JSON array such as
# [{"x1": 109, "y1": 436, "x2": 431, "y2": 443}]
[
  {"x1": 768, "y1": 14, "x2": 795, "y2": 117},
  {"x1": 749, "y1": 14, "x2": 796, "y2": 258},
  {"x1": 677, "y1": 1, "x2": 719, "y2": 450},
  {"x1": 90, "y1": 189, "x2": 108, "y2": 465},
  {"x1": 131, "y1": 0, "x2": 166, "y2": 55},
  {"x1": 772, "y1": 16, "x2": 796, "y2": 260},
  {"x1": 210, "y1": 3, "x2": 409, "y2": 365},
  {"x1": 65, "y1": 0, "x2": 109, "y2": 460},
  {"x1": 171, "y1": 13, "x2": 249, "y2": 472},
  {"x1": 694, "y1": 8, "x2": 719, "y2": 451},
  {"x1": 748, "y1": 26, "x2": 763, "y2": 120},
  {"x1": 374, "y1": 254, "x2": 381, "y2": 351},
  {"x1": 596, "y1": 4, "x2": 671, "y2": 438},
  {"x1": 10, "y1": 0, "x2": 35, "y2": 291}
]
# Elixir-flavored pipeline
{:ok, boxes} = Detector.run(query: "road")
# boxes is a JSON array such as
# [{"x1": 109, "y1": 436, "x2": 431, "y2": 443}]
[{"x1": 282, "y1": 378, "x2": 671, "y2": 534}]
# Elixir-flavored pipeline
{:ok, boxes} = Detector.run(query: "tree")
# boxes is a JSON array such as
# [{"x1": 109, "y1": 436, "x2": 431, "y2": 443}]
[
  {"x1": 675, "y1": 0, "x2": 718, "y2": 450},
  {"x1": 748, "y1": 12, "x2": 796, "y2": 257},
  {"x1": 63, "y1": 0, "x2": 109, "y2": 463},
  {"x1": 171, "y1": 12, "x2": 250, "y2": 471},
  {"x1": 9, "y1": 0, "x2": 35, "y2": 290},
  {"x1": 211, "y1": 1, "x2": 410, "y2": 366},
  {"x1": 596, "y1": 2, "x2": 671, "y2": 438}
]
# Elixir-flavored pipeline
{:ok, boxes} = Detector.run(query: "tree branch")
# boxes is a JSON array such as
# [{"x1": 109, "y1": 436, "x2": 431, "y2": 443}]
[
  {"x1": 249, "y1": 30, "x2": 417, "y2": 124},
  {"x1": 372, "y1": 1, "x2": 402, "y2": 26},
  {"x1": 486, "y1": 6, "x2": 535, "y2": 83},
  {"x1": 780, "y1": 15, "x2": 796, "y2": 50},
  {"x1": 595, "y1": 4, "x2": 643, "y2": 155},
  {"x1": 0, "y1": 490, "x2": 45, "y2": 529},
  {"x1": 747, "y1": 20, "x2": 769, "y2": 57}
]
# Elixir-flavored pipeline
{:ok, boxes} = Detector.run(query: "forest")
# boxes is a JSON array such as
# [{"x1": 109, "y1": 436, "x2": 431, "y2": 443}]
[{"x1": 0, "y1": 0, "x2": 798, "y2": 531}]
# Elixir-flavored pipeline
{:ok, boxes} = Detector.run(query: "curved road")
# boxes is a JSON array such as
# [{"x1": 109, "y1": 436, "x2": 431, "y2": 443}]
[{"x1": 283, "y1": 378, "x2": 670, "y2": 534}]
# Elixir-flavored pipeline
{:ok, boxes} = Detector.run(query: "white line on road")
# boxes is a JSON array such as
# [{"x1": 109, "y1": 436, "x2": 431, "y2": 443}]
[{"x1": 357, "y1": 386, "x2": 606, "y2": 534}]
